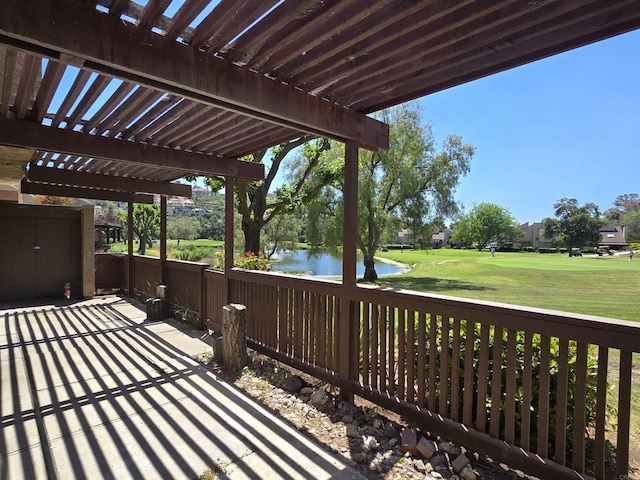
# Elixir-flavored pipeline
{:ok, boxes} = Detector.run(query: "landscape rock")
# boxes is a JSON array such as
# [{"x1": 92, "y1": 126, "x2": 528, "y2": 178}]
[
  {"x1": 363, "y1": 435, "x2": 379, "y2": 451},
  {"x1": 460, "y1": 465, "x2": 477, "y2": 480},
  {"x1": 413, "y1": 458, "x2": 426, "y2": 472},
  {"x1": 451, "y1": 453, "x2": 470, "y2": 473},
  {"x1": 346, "y1": 422, "x2": 360, "y2": 438},
  {"x1": 401, "y1": 427, "x2": 418, "y2": 454},
  {"x1": 417, "y1": 437, "x2": 438, "y2": 459},
  {"x1": 300, "y1": 386, "x2": 314, "y2": 395},
  {"x1": 282, "y1": 375, "x2": 305, "y2": 392},
  {"x1": 310, "y1": 388, "x2": 328, "y2": 407},
  {"x1": 383, "y1": 423, "x2": 398, "y2": 438}
]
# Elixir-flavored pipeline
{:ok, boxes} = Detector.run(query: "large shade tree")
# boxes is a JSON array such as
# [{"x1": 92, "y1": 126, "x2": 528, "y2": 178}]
[
  {"x1": 206, "y1": 137, "x2": 335, "y2": 257},
  {"x1": 543, "y1": 198, "x2": 603, "y2": 255},
  {"x1": 307, "y1": 102, "x2": 475, "y2": 281},
  {"x1": 451, "y1": 202, "x2": 521, "y2": 250},
  {"x1": 117, "y1": 203, "x2": 160, "y2": 255}
]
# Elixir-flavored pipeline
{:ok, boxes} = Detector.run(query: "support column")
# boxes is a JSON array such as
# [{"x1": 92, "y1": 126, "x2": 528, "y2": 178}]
[
  {"x1": 160, "y1": 194, "x2": 167, "y2": 285},
  {"x1": 80, "y1": 205, "x2": 95, "y2": 298},
  {"x1": 224, "y1": 177, "x2": 235, "y2": 302},
  {"x1": 127, "y1": 200, "x2": 134, "y2": 297},
  {"x1": 339, "y1": 141, "x2": 359, "y2": 401}
]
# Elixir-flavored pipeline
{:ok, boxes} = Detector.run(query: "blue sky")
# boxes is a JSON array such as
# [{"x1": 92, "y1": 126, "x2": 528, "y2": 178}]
[{"x1": 419, "y1": 29, "x2": 640, "y2": 224}]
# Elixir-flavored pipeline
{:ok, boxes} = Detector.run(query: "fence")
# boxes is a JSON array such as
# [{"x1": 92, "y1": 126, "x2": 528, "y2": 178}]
[{"x1": 95, "y1": 253, "x2": 639, "y2": 479}]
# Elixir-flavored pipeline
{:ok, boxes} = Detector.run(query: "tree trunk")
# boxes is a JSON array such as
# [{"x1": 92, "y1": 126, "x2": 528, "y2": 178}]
[
  {"x1": 363, "y1": 253, "x2": 378, "y2": 282},
  {"x1": 242, "y1": 220, "x2": 262, "y2": 255},
  {"x1": 138, "y1": 234, "x2": 148, "y2": 255},
  {"x1": 222, "y1": 303, "x2": 248, "y2": 370}
]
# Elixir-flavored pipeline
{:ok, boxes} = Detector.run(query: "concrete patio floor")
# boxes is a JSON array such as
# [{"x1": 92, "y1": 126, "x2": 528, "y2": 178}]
[{"x1": 0, "y1": 296, "x2": 365, "y2": 480}]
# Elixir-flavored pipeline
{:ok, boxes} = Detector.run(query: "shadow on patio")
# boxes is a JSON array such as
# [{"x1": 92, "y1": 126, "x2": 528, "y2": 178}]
[{"x1": 0, "y1": 296, "x2": 364, "y2": 480}]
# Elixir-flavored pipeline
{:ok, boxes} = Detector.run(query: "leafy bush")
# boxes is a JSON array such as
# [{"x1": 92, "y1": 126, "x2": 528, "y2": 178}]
[
  {"x1": 209, "y1": 251, "x2": 271, "y2": 271},
  {"x1": 538, "y1": 247, "x2": 559, "y2": 254},
  {"x1": 169, "y1": 245, "x2": 215, "y2": 262}
]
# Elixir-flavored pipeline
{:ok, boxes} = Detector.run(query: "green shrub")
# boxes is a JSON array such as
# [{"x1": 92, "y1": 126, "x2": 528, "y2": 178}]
[{"x1": 209, "y1": 251, "x2": 271, "y2": 271}]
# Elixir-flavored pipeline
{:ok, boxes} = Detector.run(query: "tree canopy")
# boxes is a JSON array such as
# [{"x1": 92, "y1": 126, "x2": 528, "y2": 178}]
[
  {"x1": 451, "y1": 202, "x2": 521, "y2": 250},
  {"x1": 204, "y1": 137, "x2": 336, "y2": 257},
  {"x1": 543, "y1": 198, "x2": 603, "y2": 255},
  {"x1": 307, "y1": 102, "x2": 475, "y2": 281},
  {"x1": 167, "y1": 216, "x2": 199, "y2": 245},
  {"x1": 116, "y1": 203, "x2": 159, "y2": 255}
]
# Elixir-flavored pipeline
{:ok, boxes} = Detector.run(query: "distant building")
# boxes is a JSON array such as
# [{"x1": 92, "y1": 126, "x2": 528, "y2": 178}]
[
  {"x1": 518, "y1": 222, "x2": 553, "y2": 250},
  {"x1": 431, "y1": 228, "x2": 452, "y2": 248},
  {"x1": 598, "y1": 224, "x2": 628, "y2": 249}
]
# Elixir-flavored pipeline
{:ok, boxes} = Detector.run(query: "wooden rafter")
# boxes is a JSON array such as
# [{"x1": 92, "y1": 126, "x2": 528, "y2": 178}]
[
  {"x1": 20, "y1": 178, "x2": 155, "y2": 203},
  {"x1": 27, "y1": 166, "x2": 192, "y2": 197},
  {"x1": 0, "y1": 119, "x2": 265, "y2": 180},
  {"x1": 0, "y1": 0, "x2": 388, "y2": 150}
]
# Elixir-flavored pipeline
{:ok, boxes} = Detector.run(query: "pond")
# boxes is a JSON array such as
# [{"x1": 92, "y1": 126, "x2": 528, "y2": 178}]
[{"x1": 269, "y1": 249, "x2": 406, "y2": 277}]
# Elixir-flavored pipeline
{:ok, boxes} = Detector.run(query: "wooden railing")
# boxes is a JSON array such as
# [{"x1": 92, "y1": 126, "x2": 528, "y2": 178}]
[{"x1": 95, "y1": 254, "x2": 639, "y2": 479}]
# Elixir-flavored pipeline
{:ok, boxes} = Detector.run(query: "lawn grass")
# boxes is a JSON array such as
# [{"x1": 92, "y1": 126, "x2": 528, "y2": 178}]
[{"x1": 376, "y1": 249, "x2": 639, "y2": 321}]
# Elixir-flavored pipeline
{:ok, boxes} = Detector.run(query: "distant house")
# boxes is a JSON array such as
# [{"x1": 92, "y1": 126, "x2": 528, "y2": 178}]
[
  {"x1": 598, "y1": 223, "x2": 628, "y2": 249},
  {"x1": 518, "y1": 222, "x2": 554, "y2": 250},
  {"x1": 431, "y1": 228, "x2": 452, "y2": 248}
]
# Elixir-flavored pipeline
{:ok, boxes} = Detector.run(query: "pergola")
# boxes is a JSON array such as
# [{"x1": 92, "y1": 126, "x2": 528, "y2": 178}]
[
  {"x1": 2, "y1": 2, "x2": 640, "y2": 478},
  {"x1": 2, "y1": 0, "x2": 640, "y2": 284}
]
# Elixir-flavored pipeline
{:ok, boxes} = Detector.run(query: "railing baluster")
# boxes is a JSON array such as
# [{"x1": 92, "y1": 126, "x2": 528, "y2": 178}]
[
  {"x1": 572, "y1": 341, "x2": 588, "y2": 473},
  {"x1": 439, "y1": 315, "x2": 449, "y2": 416},
  {"x1": 616, "y1": 350, "x2": 633, "y2": 479},
  {"x1": 451, "y1": 317, "x2": 460, "y2": 422},
  {"x1": 462, "y1": 320, "x2": 475, "y2": 427},
  {"x1": 489, "y1": 326, "x2": 503, "y2": 438},
  {"x1": 537, "y1": 335, "x2": 551, "y2": 458},
  {"x1": 504, "y1": 328, "x2": 517, "y2": 444},
  {"x1": 554, "y1": 338, "x2": 569, "y2": 464},
  {"x1": 362, "y1": 302, "x2": 370, "y2": 387},
  {"x1": 319, "y1": 293, "x2": 325, "y2": 365},
  {"x1": 407, "y1": 310, "x2": 416, "y2": 404},
  {"x1": 521, "y1": 331, "x2": 533, "y2": 451},
  {"x1": 476, "y1": 323, "x2": 490, "y2": 432},
  {"x1": 428, "y1": 313, "x2": 437, "y2": 412},
  {"x1": 398, "y1": 309, "x2": 406, "y2": 400},
  {"x1": 294, "y1": 289, "x2": 303, "y2": 359},
  {"x1": 388, "y1": 306, "x2": 395, "y2": 396},
  {"x1": 277, "y1": 286, "x2": 286, "y2": 353},
  {"x1": 594, "y1": 346, "x2": 608, "y2": 480},
  {"x1": 371, "y1": 304, "x2": 379, "y2": 391},
  {"x1": 417, "y1": 312, "x2": 426, "y2": 408},
  {"x1": 380, "y1": 304, "x2": 387, "y2": 393}
]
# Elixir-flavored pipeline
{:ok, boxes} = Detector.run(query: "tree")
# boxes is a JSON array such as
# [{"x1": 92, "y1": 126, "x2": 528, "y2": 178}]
[
  {"x1": 451, "y1": 203, "x2": 521, "y2": 250},
  {"x1": 308, "y1": 102, "x2": 475, "y2": 281},
  {"x1": 542, "y1": 198, "x2": 603, "y2": 255},
  {"x1": 604, "y1": 193, "x2": 640, "y2": 222},
  {"x1": 117, "y1": 204, "x2": 160, "y2": 255},
  {"x1": 205, "y1": 136, "x2": 336, "y2": 256},
  {"x1": 621, "y1": 210, "x2": 640, "y2": 243},
  {"x1": 167, "y1": 216, "x2": 200, "y2": 245},
  {"x1": 262, "y1": 213, "x2": 302, "y2": 258}
]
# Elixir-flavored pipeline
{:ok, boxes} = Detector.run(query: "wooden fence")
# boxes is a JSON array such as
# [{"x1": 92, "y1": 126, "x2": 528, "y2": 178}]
[{"x1": 96, "y1": 254, "x2": 639, "y2": 480}]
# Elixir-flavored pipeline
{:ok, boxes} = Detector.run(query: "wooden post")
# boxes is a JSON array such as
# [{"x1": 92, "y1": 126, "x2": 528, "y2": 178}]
[
  {"x1": 160, "y1": 194, "x2": 167, "y2": 285},
  {"x1": 339, "y1": 141, "x2": 359, "y2": 401},
  {"x1": 224, "y1": 177, "x2": 234, "y2": 302},
  {"x1": 127, "y1": 200, "x2": 134, "y2": 296},
  {"x1": 222, "y1": 303, "x2": 248, "y2": 370}
]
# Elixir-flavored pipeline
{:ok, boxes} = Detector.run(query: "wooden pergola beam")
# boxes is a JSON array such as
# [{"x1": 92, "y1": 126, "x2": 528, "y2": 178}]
[
  {"x1": 28, "y1": 166, "x2": 192, "y2": 197},
  {"x1": 0, "y1": 0, "x2": 389, "y2": 151},
  {"x1": 20, "y1": 178, "x2": 155, "y2": 203},
  {"x1": 0, "y1": 119, "x2": 264, "y2": 180}
]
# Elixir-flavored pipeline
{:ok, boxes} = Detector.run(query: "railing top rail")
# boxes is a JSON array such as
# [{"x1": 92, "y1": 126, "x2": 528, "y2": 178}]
[
  {"x1": 228, "y1": 268, "x2": 343, "y2": 295},
  {"x1": 356, "y1": 283, "x2": 640, "y2": 352},
  {"x1": 166, "y1": 259, "x2": 209, "y2": 270}
]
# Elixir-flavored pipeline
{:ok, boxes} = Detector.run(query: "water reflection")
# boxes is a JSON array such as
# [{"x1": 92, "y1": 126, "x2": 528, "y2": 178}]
[{"x1": 270, "y1": 249, "x2": 404, "y2": 277}]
